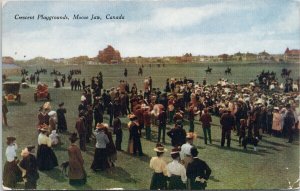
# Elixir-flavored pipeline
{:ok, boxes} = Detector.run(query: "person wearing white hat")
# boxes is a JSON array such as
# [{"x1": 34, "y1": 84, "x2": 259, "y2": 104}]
[
  {"x1": 149, "y1": 143, "x2": 168, "y2": 190},
  {"x1": 167, "y1": 147, "x2": 187, "y2": 189},
  {"x1": 48, "y1": 111, "x2": 57, "y2": 132}
]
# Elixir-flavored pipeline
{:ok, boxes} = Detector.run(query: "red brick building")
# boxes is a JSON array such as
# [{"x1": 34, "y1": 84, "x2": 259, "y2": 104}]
[
  {"x1": 98, "y1": 45, "x2": 121, "y2": 64},
  {"x1": 284, "y1": 48, "x2": 300, "y2": 62}
]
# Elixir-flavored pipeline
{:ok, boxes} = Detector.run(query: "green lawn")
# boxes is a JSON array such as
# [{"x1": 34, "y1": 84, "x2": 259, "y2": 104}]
[{"x1": 2, "y1": 63, "x2": 300, "y2": 189}]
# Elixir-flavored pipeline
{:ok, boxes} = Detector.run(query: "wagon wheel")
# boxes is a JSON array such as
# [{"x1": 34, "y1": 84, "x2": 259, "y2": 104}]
[{"x1": 34, "y1": 93, "x2": 37, "y2": 102}]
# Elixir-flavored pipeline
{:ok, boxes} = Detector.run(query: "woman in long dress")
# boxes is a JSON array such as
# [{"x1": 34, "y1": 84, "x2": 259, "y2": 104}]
[
  {"x1": 167, "y1": 147, "x2": 187, "y2": 190},
  {"x1": 68, "y1": 133, "x2": 86, "y2": 185},
  {"x1": 149, "y1": 143, "x2": 168, "y2": 190},
  {"x1": 56, "y1": 102, "x2": 67, "y2": 132},
  {"x1": 3, "y1": 137, "x2": 22, "y2": 188},
  {"x1": 103, "y1": 125, "x2": 117, "y2": 167},
  {"x1": 272, "y1": 107, "x2": 282, "y2": 137},
  {"x1": 36, "y1": 127, "x2": 58, "y2": 171},
  {"x1": 91, "y1": 123, "x2": 110, "y2": 171}
]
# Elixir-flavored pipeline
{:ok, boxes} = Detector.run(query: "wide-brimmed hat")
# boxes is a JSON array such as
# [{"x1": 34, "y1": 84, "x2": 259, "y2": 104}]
[
  {"x1": 154, "y1": 143, "x2": 167, "y2": 152},
  {"x1": 69, "y1": 132, "x2": 79, "y2": 142},
  {"x1": 58, "y1": 102, "x2": 64, "y2": 107},
  {"x1": 21, "y1": 145, "x2": 35, "y2": 156},
  {"x1": 43, "y1": 102, "x2": 51, "y2": 110},
  {"x1": 127, "y1": 114, "x2": 137, "y2": 120},
  {"x1": 186, "y1": 132, "x2": 197, "y2": 139},
  {"x1": 273, "y1": 107, "x2": 279, "y2": 111},
  {"x1": 170, "y1": 147, "x2": 181, "y2": 154},
  {"x1": 48, "y1": 110, "x2": 56, "y2": 116},
  {"x1": 96, "y1": 123, "x2": 108, "y2": 130},
  {"x1": 7, "y1": 136, "x2": 16, "y2": 145}
]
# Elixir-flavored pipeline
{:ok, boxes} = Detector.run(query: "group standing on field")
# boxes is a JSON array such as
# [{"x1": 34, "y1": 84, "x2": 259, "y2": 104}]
[{"x1": 3, "y1": 67, "x2": 300, "y2": 190}]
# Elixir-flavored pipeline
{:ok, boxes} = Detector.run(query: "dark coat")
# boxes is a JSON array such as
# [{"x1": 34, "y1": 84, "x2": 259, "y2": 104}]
[
  {"x1": 220, "y1": 113, "x2": 235, "y2": 130},
  {"x1": 75, "y1": 117, "x2": 86, "y2": 134},
  {"x1": 68, "y1": 144, "x2": 85, "y2": 180},
  {"x1": 19, "y1": 154, "x2": 39, "y2": 182},
  {"x1": 167, "y1": 127, "x2": 186, "y2": 147},
  {"x1": 186, "y1": 157, "x2": 211, "y2": 189},
  {"x1": 56, "y1": 108, "x2": 67, "y2": 131}
]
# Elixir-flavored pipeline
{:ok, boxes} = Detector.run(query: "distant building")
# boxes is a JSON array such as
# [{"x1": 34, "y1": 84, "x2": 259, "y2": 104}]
[
  {"x1": 257, "y1": 50, "x2": 271, "y2": 60},
  {"x1": 98, "y1": 45, "x2": 121, "y2": 64},
  {"x1": 52, "y1": 58, "x2": 65, "y2": 63},
  {"x1": 284, "y1": 48, "x2": 300, "y2": 62},
  {"x1": 2, "y1": 56, "x2": 14, "y2": 64},
  {"x1": 218, "y1": 54, "x2": 229, "y2": 62},
  {"x1": 179, "y1": 53, "x2": 192, "y2": 63}
]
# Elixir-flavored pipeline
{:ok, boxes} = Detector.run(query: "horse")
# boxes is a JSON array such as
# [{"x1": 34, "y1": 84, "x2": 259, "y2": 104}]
[
  {"x1": 225, "y1": 67, "x2": 231, "y2": 75},
  {"x1": 205, "y1": 67, "x2": 212, "y2": 74}
]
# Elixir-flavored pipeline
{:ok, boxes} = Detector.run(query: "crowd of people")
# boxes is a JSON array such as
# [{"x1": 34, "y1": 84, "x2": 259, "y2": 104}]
[{"x1": 3, "y1": 67, "x2": 300, "y2": 190}]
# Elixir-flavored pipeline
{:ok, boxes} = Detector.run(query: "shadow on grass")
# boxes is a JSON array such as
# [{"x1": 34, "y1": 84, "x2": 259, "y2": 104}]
[
  {"x1": 41, "y1": 167, "x2": 67, "y2": 182},
  {"x1": 209, "y1": 175, "x2": 221, "y2": 182},
  {"x1": 101, "y1": 166, "x2": 138, "y2": 183},
  {"x1": 71, "y1": 183, "x2": 93, "y2": 190},
  {"x1": 209, "y1": 143, "x2": 265, "y2": 156},
  {"x1": 260, "y1": 139, "x2": 289, "y2": 147}
]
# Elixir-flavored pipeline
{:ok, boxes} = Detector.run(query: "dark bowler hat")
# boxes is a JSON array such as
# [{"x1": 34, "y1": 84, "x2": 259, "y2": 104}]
[
  {"x1": 59, "y1": 102, "x2": 64, "y2": 107},
  {"x1": 27, "y1": 145, "x2": 36, "y2": 152}
]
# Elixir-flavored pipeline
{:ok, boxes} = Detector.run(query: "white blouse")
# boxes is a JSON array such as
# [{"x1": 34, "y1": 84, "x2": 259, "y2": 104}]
[
  {"x1": 38, "y1": 133, "x2": 52, "y2": 147},
  {"x1": 6, "y1": 144, "x2": 17, "y2": 162},
  {"x1": 167, "y1": 160, "x2": 187, "y2": 183}
]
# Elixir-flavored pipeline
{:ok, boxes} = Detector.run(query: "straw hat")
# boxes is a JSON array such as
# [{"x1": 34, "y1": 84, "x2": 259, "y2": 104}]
[
  {"x1": 153, "y1": 143, "x2": 167, "y2": 152},
  {"x1": 43, "y1": 102, "x2": 51, "y2": 110},
  {"x1": 186, "y1": 132, "x2": 197, "y2": 139},
  {"x1": 273, "y1": 107, "x2": 279, "y2": 111},
  {"x1": 96, "y1": 123, "x2": 108, "y2": 130},
  {"x1": 127, "y1": 114, "x2": 137, "y2": 120},
  {"x1": 170, "y1": 147, "x2": 181, "y2": 154}
]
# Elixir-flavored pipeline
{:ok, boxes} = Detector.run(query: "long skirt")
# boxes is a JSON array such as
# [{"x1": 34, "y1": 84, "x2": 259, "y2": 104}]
[
  {"x1": 91, "y1": 148, "x2": 109, "y2": 171},
  {"x1": 69, "y1": 170, "x2": 87, "y2": 186},
  {"x1": 3, "y1": 160, "x2": 22, "y2": 188},
  {"x1": 150, "y1": 172, "x2": 167, "y2": 190},
  {"x1": 168, "y1": 175, "x2": 186, "y2": 190},
  {"x1": 37, "y1": 144, "x2": 58, "y2": 171}
]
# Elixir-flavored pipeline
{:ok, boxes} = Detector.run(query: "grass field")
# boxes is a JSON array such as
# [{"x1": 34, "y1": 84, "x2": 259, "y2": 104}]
[{"x1": 2, "y1": 63, "x2": 300, "y2": 190}]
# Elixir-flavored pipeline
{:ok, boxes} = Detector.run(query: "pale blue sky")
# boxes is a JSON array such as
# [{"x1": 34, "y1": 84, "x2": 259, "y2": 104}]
[{"x1": 2, "y1": 0, "x2": 300, "y2": 59}]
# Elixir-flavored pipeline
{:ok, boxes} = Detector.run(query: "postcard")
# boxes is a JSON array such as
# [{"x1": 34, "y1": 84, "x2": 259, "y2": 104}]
[{"x1": 2, "y1": 0, "x2": 300, "y2": 190}]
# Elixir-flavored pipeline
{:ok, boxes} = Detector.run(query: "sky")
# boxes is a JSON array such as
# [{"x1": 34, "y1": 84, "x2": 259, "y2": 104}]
[{"x1": 2, "y1": 0, "x2": 300, "y2": 60}]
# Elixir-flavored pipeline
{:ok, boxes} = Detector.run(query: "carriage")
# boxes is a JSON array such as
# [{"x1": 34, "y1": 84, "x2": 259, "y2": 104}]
[
  {"x1": 34, "y1": 83, "x2": 50, "y2": 101},
  {"x1": 3, "y1": 82, "x2": 21, "y2": 103}
]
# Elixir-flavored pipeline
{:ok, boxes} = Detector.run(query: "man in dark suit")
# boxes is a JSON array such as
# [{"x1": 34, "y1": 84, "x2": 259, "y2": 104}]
[
  {"x1": 220, "y1": 108, "x2": 235, "y2": 147},
  {"x1": 186, "y1": 147, "x2": 211, "y2": 190},
  {"x1": 157, "y1": 109, "x2": 167, "y2": 143},
  {"x1": 19, "y1": 146, "x2": 39, "y2": 189}
]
